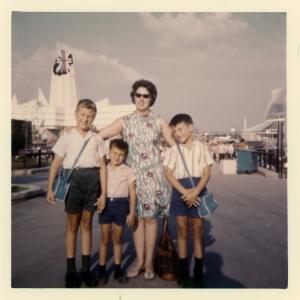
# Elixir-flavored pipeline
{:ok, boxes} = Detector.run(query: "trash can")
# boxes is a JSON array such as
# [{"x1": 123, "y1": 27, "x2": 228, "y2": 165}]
[{"x1": 236, "y1": 148, "x2": 258, "y2": 174}]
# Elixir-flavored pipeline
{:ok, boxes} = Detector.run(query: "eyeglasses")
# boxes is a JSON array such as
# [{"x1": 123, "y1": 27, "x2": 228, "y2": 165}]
[{"x1": 135, "y1": 93, "x2": 150, "y2": 99}]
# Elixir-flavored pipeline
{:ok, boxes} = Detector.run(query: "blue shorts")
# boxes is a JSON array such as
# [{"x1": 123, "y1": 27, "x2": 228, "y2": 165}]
[
  {"x1": 169, "y1": 177, "x2": 207, "y2": 218},
  {"x1": 98, "y1": 197, "x2": 129, "y2": 226}
]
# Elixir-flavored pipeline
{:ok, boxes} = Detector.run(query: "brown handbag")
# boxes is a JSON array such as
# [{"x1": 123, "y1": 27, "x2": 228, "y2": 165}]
[{"x1": 155, "y1": 218, "x2": 178, "y2": 281}]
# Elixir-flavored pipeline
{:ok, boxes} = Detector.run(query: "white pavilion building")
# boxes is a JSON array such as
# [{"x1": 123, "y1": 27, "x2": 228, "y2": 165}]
[
  {"x1": 11, "y1": 49, "x2": 135, "y2": 143},
  {"x1": 241, "y1": 88, "x2": 286, "y2": 149}
]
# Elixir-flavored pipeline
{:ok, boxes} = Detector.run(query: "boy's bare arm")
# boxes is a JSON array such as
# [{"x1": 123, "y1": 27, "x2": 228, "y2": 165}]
[
  {"x1": 164, "y1": 166, "x2": 186, "y2": 194},
  {"x1": 165, "y1": 166, "x2": 200, "y2": 208},
  {"x1": 181, "y1": 165, "x2": 212, "y2": 207},
  {"x1": 47, "y1": 154, "x2": 64, "y2": 205},
  {"x1": 95, "y1": 156, "x2": 107, "y2": 212},
  {"x1": 127, "y1": 181, "x2": 137, "y2": 227},
  {"x1": 99, "y1": 156, "x2": 107, "y2": 196},
  {"x1": 195, "y1": 164, "x2": 212, "y2": 193}
]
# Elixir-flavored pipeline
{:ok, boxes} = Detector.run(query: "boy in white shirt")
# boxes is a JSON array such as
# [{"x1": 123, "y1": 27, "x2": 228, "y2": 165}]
[
  {"x1": 164, "y1": 114, "x2": 213, "y2": 288},
  {"x1": 47, "y1": 99, "x2": 107, "y2": 288}
]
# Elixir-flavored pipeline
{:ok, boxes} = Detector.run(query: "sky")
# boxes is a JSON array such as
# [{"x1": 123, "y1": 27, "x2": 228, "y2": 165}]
[{"x1": 11, "y1": 12, "x2": 286, "y2": 132}]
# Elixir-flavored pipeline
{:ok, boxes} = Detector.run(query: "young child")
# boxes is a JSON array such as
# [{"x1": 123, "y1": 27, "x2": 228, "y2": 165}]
[
  {"x1": 163, "y1": 114, "x2": 214, "y2": 288},
  {"x1": 47, "y1": 99, "x2": 107, "y2": 288},
  {"x1": 98, "y1": 139, "x2": 137, "y2": 285}
]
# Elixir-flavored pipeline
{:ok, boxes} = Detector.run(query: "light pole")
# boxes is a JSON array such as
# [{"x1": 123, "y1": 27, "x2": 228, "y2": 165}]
[
  {"x1": 230, "y1": 128, "x2": 236, "y2": 140},
  {"x1": 204, "y1": 132, "x2": 209, "y2": 143}
]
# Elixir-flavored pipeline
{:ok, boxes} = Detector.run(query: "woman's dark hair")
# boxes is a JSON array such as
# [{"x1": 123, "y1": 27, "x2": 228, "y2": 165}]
[
  {"x1": 109, "y1": 139, "x2": 129, "y2": 156},
  {"x1": 130, "y1": 79, "x2": 157, "y2": 107},
  {"x1": 169, "y1": 114, "x2": 194, "y2": 127}
]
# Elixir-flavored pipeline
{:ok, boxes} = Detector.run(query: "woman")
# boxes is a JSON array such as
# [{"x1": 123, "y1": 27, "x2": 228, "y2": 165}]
[{"x1": 99, "y1": 79, "x2": 174, "y2": 280}]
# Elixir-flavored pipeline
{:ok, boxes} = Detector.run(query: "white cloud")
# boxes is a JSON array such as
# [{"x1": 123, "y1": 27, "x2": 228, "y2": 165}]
[
  {"x1": 12, "y1": 43, "x2": 143, "y2": 102},
  {"x1": 56, "y1": 43, "x2": 143, "y2": 82},
  {"x1": 12, "y1": 47, "x2": 54, "y2": 102},
  {"x1": 139, "y1": 12, "x2": 250, "y2": 48}
]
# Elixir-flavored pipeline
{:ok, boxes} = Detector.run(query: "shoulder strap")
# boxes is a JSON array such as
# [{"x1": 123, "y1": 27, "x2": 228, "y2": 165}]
[
  {"x1": 176, "y1": 143, "x2": 196, "y2": 188},
  {"x1": 65, "y1": 136, "x2": 92, "y2": 182}
]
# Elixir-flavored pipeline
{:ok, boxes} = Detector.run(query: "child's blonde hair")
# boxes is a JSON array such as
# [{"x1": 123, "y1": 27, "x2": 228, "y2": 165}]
[{"x1": 76, "y1": 99, "x2": 97, "y2": 113}]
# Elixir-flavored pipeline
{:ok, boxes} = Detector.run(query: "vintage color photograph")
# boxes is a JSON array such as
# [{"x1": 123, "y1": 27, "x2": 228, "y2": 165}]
[{"x1": 11, "y1": 12, "x2": 287, "y2": 289}]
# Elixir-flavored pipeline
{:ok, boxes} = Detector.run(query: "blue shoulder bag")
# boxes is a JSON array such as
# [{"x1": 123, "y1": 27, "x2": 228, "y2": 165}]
[
  {"x1": 176, "y1": 143, "x2": 218, "y2": 218},
  {"x1": 53, "y1": 137, "x2": 92, "y2": 201}
]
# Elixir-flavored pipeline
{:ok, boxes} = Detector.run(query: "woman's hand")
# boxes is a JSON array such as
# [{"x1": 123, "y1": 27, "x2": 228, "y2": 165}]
[{"x1": 126, "y1": 213, "x2": 136, "y2": 228}]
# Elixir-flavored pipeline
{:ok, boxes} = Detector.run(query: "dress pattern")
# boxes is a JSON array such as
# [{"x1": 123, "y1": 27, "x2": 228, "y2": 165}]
[{"x1": 122, "y1": 111, "x2": 170, "y2": 218}]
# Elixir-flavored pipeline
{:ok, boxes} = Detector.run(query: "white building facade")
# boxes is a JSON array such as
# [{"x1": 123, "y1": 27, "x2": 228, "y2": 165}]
[{"x1": 12, "y1": 49, "x2": 135, "y2": 134}]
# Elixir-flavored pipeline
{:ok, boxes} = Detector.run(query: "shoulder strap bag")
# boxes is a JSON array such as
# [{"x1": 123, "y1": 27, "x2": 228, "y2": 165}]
[
  {"x1": 176, "y1": 143, "x2": 218, "y2": 218},
  {"x1": 53, "y1": 136, "x2": 92, "y2": 201}
]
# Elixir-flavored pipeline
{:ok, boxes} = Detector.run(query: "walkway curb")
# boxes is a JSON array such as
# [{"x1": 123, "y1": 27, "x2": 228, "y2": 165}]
[
  {"x1": 12, "y1": 184, "x2": 44, "y2": 201},
  {"x1": 257, "y1": 167, "x2": 279, "y2": 178},
  {"x1": 12, "y1": 167, "x2": 49, "y2": 176}
]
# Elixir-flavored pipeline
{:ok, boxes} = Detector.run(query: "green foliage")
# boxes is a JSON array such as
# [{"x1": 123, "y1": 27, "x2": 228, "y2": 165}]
[{"x1": 11, "y1": 119, "x2": 32, "y2": 156}]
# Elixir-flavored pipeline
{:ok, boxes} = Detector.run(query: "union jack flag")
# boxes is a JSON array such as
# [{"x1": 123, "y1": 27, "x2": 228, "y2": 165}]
[{"x1": 53, "y1": 49, "x2": 73, "y2": 76}]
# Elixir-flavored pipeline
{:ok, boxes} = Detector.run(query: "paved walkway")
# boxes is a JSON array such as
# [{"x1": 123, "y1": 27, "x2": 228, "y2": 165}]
[{"x1": 11, "y1": 165, "x2": 287, "y2": 288}]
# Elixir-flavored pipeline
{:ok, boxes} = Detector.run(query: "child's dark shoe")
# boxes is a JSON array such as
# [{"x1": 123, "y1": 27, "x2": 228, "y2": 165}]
[
  {"x1": 114, "y1": 269, "x2": 128, "y2": 284},
  {"x1": 98, "y1": 270, "x2": 108, "y2": 286},
  {"x1": 177, "y1": 276, "x2": 190, "y2": 288},
  {"x1": 193, "y1": 277, "x2": 205, "y2": 288},
  {"x1": 65, "y1": 272, "x2": 81, "y2": 288},
  {"x1": 193, "y1": 257, "x2": 204, "y2": 288},
  {"x1": 98, "y1": 275, "x2": 108, "y2": 286},
  {"x1": 81, "y1": 271, "x2": 99, "y2": 287},
  {"x1": 177, "y1": 258, "x2": 189, "y2": 288}
]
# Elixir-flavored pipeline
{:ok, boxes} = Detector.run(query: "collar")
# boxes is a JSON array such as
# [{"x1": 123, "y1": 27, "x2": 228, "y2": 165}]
[
  {"x1": 73, "y1": 127, "x2": 93, "y2": 140},
  {"x1": 108, "y1": 163, "x2": 126, "y2": 170},
  {"x1": 134, "y1": 109, "x2": 153, "y2": 119},
  {"x1": 179, "y1": 137, "x2": 197, "y2": 150}
]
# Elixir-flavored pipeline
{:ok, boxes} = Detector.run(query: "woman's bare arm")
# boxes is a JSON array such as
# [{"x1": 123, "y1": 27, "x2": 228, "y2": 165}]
[
  {"x1": 160, "y1": 118, "x2": 175, "y2": 146},
  {"x1": 99, "y1": 118, "x2": 124, "y2": 139}
]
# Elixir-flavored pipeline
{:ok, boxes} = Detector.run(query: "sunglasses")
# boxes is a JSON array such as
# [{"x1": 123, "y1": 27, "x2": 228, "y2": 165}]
[{"x1": 135, "y1": 93, "x2": 150, "y2": 99}]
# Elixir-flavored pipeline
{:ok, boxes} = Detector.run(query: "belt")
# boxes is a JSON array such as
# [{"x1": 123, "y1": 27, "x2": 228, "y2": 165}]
[
  {"x1": 64, "y1": 167, "x2": 100, "y2": 172},
  {"x1": 106, "y1": 197, "x2": 128, "y2": 202}
]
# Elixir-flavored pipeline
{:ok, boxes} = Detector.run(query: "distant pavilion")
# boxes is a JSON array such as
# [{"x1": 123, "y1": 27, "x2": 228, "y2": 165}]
[{"x1": 11, "y1": 49, "x2": 135, "y2": 144}]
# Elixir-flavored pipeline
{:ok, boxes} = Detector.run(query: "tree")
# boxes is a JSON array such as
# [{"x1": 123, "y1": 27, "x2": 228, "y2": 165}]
[{"x1": 11, "y1": 119, "x2": 32, "y2": 156}]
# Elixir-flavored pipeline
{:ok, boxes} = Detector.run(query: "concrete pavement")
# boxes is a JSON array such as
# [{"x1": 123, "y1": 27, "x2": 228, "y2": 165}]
[{"x1": 11, "y1": 165, "x2": 287, "y2": 288}]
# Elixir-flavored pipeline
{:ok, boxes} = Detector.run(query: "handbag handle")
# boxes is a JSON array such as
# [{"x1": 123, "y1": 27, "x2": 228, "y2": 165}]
[
  {"x1": 64, "y1": 136, "x2": 92, "y2": 182},
  {"x1": 176, "y1": 143, "x2": 196, "y2": 188},
  {"x1": 163, "y1": 217, "x2": 168, "y2": 234}
]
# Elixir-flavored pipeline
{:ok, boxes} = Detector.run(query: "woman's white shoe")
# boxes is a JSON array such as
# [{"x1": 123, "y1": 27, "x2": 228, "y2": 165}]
[{"x1": 144, "y1": 270, "x2": 155, "y2": 280}]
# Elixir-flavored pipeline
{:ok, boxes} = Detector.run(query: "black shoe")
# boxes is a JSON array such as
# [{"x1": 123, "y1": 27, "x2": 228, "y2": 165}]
[
  {"x1": 114, "y1": 269, "x2": 128, "y2": 284},
  {"x1": 81, "y1": 271, "x2": 99, "y2": 287},
  {"x1": 65, "y1": 272, "x2": 81, "y2": 288},
  {"x1": 193, "y1": 257, "x2": 204, "y2": 288},
  {"x1": 193, "y1": 277, "x2": 205, "y2": 288},
  {"x1": 177, "y1": 271, "x2": 190, "y2": 288},
  {"x1": 177, "y1": 276, "x2": 190, "y2": 288},
  {"x1": 177, "y1": 258, "x2": 189, "y2": 288},
  {"x1": 98, "y1": 270, "x2": 108, "y2": 286}
]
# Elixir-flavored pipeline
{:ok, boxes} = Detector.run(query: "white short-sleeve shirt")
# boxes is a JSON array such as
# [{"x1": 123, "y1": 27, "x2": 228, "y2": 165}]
[
  {"x1": 163, "y1": 140, "x2": 214, "y2": 179},
  {"x1": 52, "y1": 128, "x2": 105, "y2": 169}
]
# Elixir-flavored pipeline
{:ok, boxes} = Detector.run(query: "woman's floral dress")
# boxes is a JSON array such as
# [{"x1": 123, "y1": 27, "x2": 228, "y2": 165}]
[{"x1": 122, "y1": 111, "x2": 170, "y2": 218}]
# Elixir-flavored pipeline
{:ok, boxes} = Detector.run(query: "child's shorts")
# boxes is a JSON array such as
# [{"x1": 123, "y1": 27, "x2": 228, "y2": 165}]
[
  {"x1": 169, "y1": 177, "x2": 207, "y2": 218},
  {"x1": 65, "y1": 167, "x2": 101, "y2": 214},
  {"x1": 99, "y1": 197, "x2": 129, "y2": 226}
]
